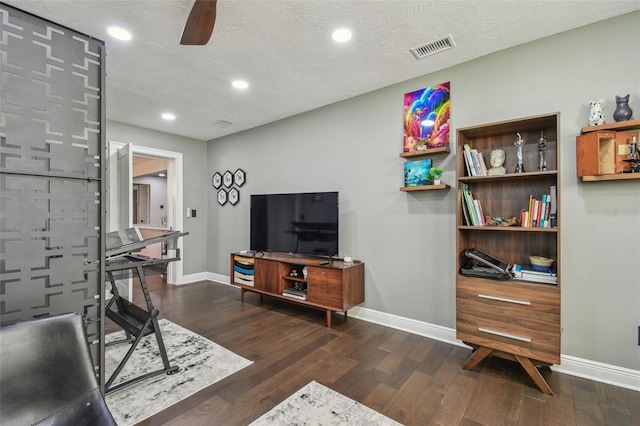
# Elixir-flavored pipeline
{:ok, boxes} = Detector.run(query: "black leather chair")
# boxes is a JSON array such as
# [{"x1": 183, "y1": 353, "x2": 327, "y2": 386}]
[{"x1": 0, "y1": 313, "x2": 117, "y2": 425}]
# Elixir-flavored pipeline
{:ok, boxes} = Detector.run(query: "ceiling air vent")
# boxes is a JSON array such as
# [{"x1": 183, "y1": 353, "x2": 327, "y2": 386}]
[
  {"x1": 214, "y1": 119, "x2": 234, "y2": 128},
  {"x1": 410, "y1": 35, "x2": 455, "y2": 60}
]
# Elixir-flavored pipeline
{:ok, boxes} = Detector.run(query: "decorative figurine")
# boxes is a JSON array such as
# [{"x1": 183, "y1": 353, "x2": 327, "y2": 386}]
[
  {"x1": 488, "y1": 149, "x2": 507, "y2": 175},
  {"x1": 587, "y1": 99, "x2": 606, "y2": 126},
  {"x1": 627, "y1": 135, "x2": 640, "y2": 173},
  {"x1": 629, "y1": 135, "x2": 639, "y2": 159},
  {"x1": 613, "y1": 94, "x2": 633, "y2": 122},
  {"x1": 537, "y1": 130, "x2": 547, "y2": 171},
  {"x1": 514, "y1": 133, "x2": 525, "y2": 173}
]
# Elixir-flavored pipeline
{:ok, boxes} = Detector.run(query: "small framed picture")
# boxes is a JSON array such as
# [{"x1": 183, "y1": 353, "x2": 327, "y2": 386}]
[
  {"x1": 217, "y1": 188, "x2": 228, "y2": 205},
  {"x1": 229, "y1": 188, "x2": 239, "y2": 205},
  {"x1": 223, "y1": 170, "x2": 233, "y2": 188},
  {"x1": 234, "y1": 168, "x2": 246, "y2": 187},
  {"x1": 212, "y1": 172, "x2": 222, "y2": 188}
]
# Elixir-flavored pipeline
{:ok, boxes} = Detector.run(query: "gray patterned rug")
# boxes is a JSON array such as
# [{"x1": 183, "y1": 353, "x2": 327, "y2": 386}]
[
  {"x1": 104, "y1": 319, "x2": 252, "y2": 425},
  {"x1": 250, "y1": 381, "x2": 402, "y2": 425}
]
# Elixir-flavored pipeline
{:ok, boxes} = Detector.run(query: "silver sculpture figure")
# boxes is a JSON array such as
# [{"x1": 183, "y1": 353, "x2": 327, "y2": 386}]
[
  {"x1": 537, "y1": 131, "x2": 547, "y2": 171},
  {"x1": 514, "y1": 133, "x2": 525, "y2": 173}
]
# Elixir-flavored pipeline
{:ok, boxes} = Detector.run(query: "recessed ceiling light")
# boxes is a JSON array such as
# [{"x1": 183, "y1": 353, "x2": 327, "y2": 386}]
[
  {"x1": 161, "y1": 112, "x2": 176, "y2": 121},
  {"x1": 107, "y1": 27, "x2": 132, "y2": 41},
  {"x1": 331, "y1": 28, "x2": 352, "y2": 43},
  {"x1": 232, "y1": 80, "x2": 249, "y2": 90},
  {"x1": 158, "y1": 173, "x2": 166, "y2": 177}
]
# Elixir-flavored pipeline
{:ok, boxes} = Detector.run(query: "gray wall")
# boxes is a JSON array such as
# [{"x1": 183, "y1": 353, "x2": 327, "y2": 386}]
[
  {"x1": 106, "y1": 121, "x2": 209, "y2": 276},
  {"x1": 207, "y1": 12, "x2": 640, "y2": 370}
]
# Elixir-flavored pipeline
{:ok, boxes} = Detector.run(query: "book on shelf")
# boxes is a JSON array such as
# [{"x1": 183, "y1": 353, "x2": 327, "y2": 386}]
[
  {"x1": 282, "y1": 287, "x2": 307, "y2": 300},
  {"x1": 513, "y1": 275, "x2": 557, "y2": 285},
  {"x1": 473, "y1": 199, "x2": 486, "y2": 226},
  {"x1": 462, "y1": 144, "x2": 489, "y2": 177},
  {"x1": 470, "y1": 149, "x2": 481, "y2": 176},
  {"x1": 549, "y1": 185, "x2": 557, "y2": 228},
  {"x1": 463, "y1": 144, "x2": 476, "y2": 176},
  {"x1": 459, "y1": 186, "x2": 472, "y2": 226},
  {"x1": 521, "y1": 193, "x2": 552, "y2": 228},
  {"x1": 460, "y1": 186, "x2": 485, "y2": 226},
  {"x1": 512, "y1": 264, "x2": 557, "y2": 284},
  {"x1": 461, "y1": 188, "x2": 476, "y2": 225},
  {"x1": 477, "y1": 152, "x2": 488, "y2": 176}
]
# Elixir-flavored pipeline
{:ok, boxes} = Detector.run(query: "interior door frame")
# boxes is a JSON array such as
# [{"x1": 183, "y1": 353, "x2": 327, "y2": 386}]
[{"x1": 108, "y1": 141, "x2": 184, "y2": 284}]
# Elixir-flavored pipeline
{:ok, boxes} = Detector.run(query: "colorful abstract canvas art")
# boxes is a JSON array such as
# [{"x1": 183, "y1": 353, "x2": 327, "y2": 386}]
[
  {"x1": 403, "y1": 82, "x2": 450, "y2": 152},
  {"x1": 404, "y1": 159, "x2": 432, "y2": 187}
]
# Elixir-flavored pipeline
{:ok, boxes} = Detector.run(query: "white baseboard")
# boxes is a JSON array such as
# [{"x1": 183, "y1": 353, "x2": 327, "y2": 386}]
[
  {"x1": 204, "y1": 272, "x2": 232, "y2": 286},
  {"x1": 205, "y1": 274, "x2": 639, "y2": 392},
  {"x1": 348, "y1": 306, "x2": 470, "y2": 349},
  {"x1": 349, "y1": 306, "x2": 640, "y2": 392},
  {"x1": 552, "y1": 355, "x2": 640, "y2": 392},
  {"x1": 178, "y1": 271, "x2": 212, "y2": 285}
]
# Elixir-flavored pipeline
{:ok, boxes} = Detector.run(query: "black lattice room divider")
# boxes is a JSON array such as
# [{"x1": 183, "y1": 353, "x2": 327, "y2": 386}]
[{"x1": 0, "y1": 4, "x2": 107, "y2": 389}]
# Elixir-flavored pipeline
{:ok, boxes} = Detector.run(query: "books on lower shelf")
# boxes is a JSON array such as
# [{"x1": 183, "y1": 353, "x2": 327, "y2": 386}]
[
  {"x1": 282, "y1": 287, "x2": 307, "y2": 300},
  {"x1": 521, "y1": 187, "x2": 557, "y2": 228},
  {"x1": 512, "y1": 264, "x2": 557, "y2": 285},
  {"x1": 460, "y1": 185, "x2": 486, "y2": 226}
]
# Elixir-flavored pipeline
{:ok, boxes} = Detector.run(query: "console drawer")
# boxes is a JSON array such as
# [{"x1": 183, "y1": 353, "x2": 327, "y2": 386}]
[{"x1": 307, "y1": 267, "x2": 343, "y2": 309}]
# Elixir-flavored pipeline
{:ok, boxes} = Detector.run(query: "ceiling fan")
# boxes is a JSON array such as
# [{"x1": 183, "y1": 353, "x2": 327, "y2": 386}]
[{"x1": 180, "y1": 0, "x2": 218, "y2": 45}]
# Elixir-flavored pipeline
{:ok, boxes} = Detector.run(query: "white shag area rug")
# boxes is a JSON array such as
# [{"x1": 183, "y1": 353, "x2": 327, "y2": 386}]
[
  {"x1": 104, "y1": 319, "x2": 252, "y2": 425},
  {"x1": 250, "y1": 381, "x2": 402, "y2": 426}
]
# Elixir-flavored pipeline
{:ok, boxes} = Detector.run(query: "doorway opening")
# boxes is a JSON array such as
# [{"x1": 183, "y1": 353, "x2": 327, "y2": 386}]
[
  {"x1": 132, "y1": 156, "x2": 168, "y2": 227},
  {"x1": 108, "y1": 141, "x2": 184, "y2": 286}
]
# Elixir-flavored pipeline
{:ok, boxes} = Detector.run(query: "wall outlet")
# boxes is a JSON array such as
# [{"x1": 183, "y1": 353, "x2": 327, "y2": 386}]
[{"x1": 186, "y1": 208, "x2": 191, "y2": 218}]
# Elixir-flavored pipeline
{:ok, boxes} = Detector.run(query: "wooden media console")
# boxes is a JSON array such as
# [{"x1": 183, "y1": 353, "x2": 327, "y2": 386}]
[{"x1": 230, "y1": 252, "x2": 364, "y2": 328}]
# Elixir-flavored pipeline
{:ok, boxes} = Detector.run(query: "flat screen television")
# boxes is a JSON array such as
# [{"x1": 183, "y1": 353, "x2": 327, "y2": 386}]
[{"x1": 250, "y1": 191, "x2": 338, "y2": 257}]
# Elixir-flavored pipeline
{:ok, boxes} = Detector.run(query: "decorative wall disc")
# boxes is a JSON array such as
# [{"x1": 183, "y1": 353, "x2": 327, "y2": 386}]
[
  {"x1": 217, "y1": 188, "x2": 228, "y2": 205},
  {"x1": 212, "y1": 172, "x2": 222, "y2": 188},
  {"x1": 229, "y1": 188, "x2": 239, "y2": 205},
  {"x1": 223, "y1": 170, "x2": 233, "y2": 188},
  {"x1": 233, "y1": 168, "x2": 246, "y2": 187}
]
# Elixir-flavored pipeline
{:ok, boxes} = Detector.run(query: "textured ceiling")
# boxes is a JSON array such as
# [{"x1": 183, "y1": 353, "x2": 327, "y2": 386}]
[{"x1": 4, "y1": 1, "x2": 639, "y2": 141}]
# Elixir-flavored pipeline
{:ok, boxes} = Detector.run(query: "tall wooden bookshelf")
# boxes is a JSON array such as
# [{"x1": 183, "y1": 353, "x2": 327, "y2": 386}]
[{"x1": 455, "y1": 113, "x2": 561, "y2": 395}]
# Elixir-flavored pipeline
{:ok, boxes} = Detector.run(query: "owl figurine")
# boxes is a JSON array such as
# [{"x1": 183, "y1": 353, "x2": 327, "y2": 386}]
[{"x1": 588, "y1": 99, "x2": 605, "y2": 126}]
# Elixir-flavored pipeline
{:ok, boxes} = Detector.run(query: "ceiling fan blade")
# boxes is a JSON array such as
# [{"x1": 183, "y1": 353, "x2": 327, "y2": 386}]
[{"x1": 180, "y1": 0, "x2": 217, "y2": 45}]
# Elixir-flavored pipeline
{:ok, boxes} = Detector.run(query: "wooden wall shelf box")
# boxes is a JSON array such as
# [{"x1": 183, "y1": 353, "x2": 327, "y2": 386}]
[
  {"x1": 399, "y1": 146, "x2": 450, "y2": 158},
  {"x1": 580, "y1": 119, "x2": 640, "y2": 134},
  {"x1": 400, "y1": 184, "x2": 449, "y2": 192},
  {"x1": 399, "y1": 145, "x2": 451, "y2": 191},
  {"x1": 455, "y1": 112, "x2": 561, "y2": 395},
  {"x1": 230, "y1": 252, "x2": 364, "y2": 328},
  {"x1": 576, "y1": 119, "x2": 640, "y2": 182}
]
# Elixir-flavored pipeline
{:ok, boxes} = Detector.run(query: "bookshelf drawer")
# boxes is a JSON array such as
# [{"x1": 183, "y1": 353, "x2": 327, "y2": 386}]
[
  {"x1": 456, "y1": 314, "x2": 560, "y2": 363},
  {"x1": 456, "y1": 277, "x2": 560, "y2": 362},
  {"x1": 457, "y1": 279, "x2": 559, "y2": 330}
]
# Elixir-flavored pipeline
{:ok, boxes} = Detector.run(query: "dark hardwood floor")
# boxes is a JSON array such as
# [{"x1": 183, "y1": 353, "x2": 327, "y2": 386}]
[{"x1": 119, "y1": 276, "x2": 639, "y2": 426}]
